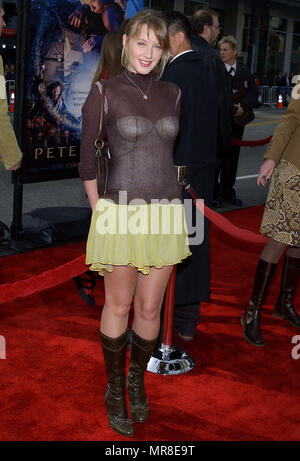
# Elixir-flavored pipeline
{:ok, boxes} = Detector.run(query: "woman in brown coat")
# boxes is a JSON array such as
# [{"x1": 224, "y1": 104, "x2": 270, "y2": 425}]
[{"x1": 241, "y1": 83, "x2": 300, "y2": 346}]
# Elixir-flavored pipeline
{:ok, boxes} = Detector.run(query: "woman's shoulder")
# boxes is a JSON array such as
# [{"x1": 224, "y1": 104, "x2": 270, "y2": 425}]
[{"x1": 97, "y1": 73, "x2": 124, "y2": 90}]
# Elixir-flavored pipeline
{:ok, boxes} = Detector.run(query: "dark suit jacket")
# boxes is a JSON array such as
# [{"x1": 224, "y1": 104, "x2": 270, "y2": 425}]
[
  {"x1": 162, "y1": 51, "x2": 217, "y2": 168},
  {"x1": 192, "y1": 34, "x2": 232, "y2": 151},
  {"x1": 162, "y1": 51, "x2": 217, "y2": 304},
  {"x1": 227, "y1": 61, "x2": 259, "y2": 128}
]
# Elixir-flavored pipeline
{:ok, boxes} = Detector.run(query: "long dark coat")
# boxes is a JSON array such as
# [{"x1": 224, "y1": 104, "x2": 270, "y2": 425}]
[
  {"x1": 192, "y1": 34, "x2": 232, "y2": 152},
  {"x1": 162, "y1": 51, "x2": 218, "y2": 303}
]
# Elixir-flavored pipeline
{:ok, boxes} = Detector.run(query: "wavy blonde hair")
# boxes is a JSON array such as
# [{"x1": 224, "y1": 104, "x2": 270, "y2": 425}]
[
  {"x1": 218, "y1": 35, "x2": 238, "y2": 51},
  {"x1": 121, "y1": 9, "x2": 171, "y2": 79}
]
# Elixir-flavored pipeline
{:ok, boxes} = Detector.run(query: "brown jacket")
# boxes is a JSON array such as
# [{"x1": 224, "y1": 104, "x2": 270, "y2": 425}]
[
  {"x1": 264, "y1": 87, "x2": 300, "y2": 170},
  {"x1": 0, "y1": 55, "x2": 22, "y2": 169}
]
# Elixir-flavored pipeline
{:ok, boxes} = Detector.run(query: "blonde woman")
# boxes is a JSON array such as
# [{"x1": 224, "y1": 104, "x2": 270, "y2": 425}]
[
  {"x1": 79, "y1": 10, "x2": 191, "y2": 437},
  {"x1": 214, "y1": 35, "x2": 258, "y2": 207},
  {"x1": 241, "y1": 87, "x2": 300, "y2": 347}
]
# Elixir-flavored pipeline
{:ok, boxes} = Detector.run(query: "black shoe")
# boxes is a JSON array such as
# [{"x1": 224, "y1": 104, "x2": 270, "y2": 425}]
[
  {"x1": 177, "y1": 331, "x2": 195, "y2": 342},
  {"x1": 212, "y1": 199, "x2": 223, "y2": 208},
  {"x1": 174, "y1": 326, "x2": 195, "y2": 342},
  {"x1": 224, "y1": 197, "x2": 243, "y2": 206},
  {"x1": 231, "y1": 197, "x2": 243, "y2": 206}
]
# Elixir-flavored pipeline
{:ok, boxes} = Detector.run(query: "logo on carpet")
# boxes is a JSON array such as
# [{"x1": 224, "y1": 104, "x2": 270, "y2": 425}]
[
  {"x1": 291, "y1": 335, "x2": 300, "y2": 360},
  {"x1": 0, "y1": 335, "x2": 6, "y2": 360}
]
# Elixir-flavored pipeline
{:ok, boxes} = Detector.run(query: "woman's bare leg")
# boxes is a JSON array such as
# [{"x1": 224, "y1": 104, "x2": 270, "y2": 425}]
[
  {"x1": 133, "y1": 265, "x2": 174, "y2": 340},
  {"x1": 101, "y1": 266, "x2": 138, "y2": 338}
]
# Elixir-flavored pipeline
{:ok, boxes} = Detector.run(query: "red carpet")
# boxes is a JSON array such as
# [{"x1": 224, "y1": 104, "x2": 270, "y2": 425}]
[{"x1": 0, "y1": 205, "x2": 299, "y2": 441}]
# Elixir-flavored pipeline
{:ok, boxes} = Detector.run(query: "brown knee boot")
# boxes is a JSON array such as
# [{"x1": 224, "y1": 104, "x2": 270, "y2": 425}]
[
  {"x1": 241, "y1": 259, "x2": 277, "y2": 346},
  {"x1": 273, "y1": 255, "x2": 300, "y2": 328},
  {"x1": 127, "y1": 330, "x2": 157, "y2": 423},
  {"x1": 100, "y1": 330, "x2": 134, "y2": 437}
]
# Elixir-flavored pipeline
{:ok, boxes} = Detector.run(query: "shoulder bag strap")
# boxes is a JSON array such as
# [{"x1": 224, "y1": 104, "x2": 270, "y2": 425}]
[{"x1": 95, "y1": 79, "x2": 105, "y2": 147}]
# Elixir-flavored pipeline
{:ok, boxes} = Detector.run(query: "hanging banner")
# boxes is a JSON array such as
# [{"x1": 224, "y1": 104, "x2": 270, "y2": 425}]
[{"x1": 21, "y1": 0, "x2": 126, "y2": 182}]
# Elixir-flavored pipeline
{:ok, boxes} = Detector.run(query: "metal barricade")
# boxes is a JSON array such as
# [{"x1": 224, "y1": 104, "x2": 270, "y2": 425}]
[
  {"x1": 257, "y1": 85, "x2": 293, "y2": 108},
  {"x1": 270, "y1": 86, "x2": 279, "y2": 107},
  {"x1": 269, "y1": 86, "x2": 294, "y2": 107},
  {"x1": 257, "y1": 86, "x2": 270, "y2": 105}
]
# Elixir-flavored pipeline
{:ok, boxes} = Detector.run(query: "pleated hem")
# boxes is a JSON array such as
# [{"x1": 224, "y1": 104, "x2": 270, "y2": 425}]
[{"x1": 86, "y1": 250, "x2": 192, "y2": 276}]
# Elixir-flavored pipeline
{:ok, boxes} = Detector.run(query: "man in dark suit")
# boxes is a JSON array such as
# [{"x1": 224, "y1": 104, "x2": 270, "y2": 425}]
[
  {"x1": 191, "y1": 8, "x2": 232, "y2": 199},
  {"x1": 162, "y1": 11, "x2": 218, "y2": 341}
]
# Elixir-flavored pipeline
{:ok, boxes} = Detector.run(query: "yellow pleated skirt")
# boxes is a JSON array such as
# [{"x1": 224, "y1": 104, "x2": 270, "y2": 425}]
[{"x1": 86, "y1": 198, "x2": 191, "y2": 275}]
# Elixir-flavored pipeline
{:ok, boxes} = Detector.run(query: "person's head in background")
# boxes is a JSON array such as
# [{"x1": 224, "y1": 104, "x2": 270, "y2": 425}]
[
  {"x1": 163, "y1": 11, "x2": 192, "y2": 58},
  {"x1": 218, "y1": 35, "x2": 238, "y2": 66},
  {"x1": 191, "y1": 9, "x2": 220, "y2": 46}
]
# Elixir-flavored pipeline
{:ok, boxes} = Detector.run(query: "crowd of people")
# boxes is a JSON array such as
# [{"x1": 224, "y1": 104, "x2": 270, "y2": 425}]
[
  {"x1": 255, "y1": 71, "x2": 297, "y2": 88},
  {"x1": 4, "y1": 63, "x2": 15, "y2": 81},
  {"x1": 1, "y1": 1, "x2": 299, "y2": 439}
]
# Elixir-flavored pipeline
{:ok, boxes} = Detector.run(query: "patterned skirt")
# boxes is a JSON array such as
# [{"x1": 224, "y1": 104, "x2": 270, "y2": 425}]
[
  {"x1": 260, "y1": 160, "x2": 300, "y2": 246},
  {"x1": 86, "y1": 198, "x2": 192, "y2": 276}
]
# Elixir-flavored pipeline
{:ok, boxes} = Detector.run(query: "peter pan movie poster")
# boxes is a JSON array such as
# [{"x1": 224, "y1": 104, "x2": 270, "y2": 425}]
[{"x1": 22, "y1": 0, "x2": 143, "y2": 181}]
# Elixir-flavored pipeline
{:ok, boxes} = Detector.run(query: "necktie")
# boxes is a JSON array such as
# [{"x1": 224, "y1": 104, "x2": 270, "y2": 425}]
[{"x1": 228, "y1": 66, "x2": 235, "y2": 76}]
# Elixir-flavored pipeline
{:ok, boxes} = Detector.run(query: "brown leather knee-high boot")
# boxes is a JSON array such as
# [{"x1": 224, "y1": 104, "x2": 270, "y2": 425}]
[
  {"x1": 273, "y1": 255, "x2": 300, "y2": 328},
  {"x1": 100, "y1": 330, "x2": 134, "y2": 437},
  {"x1": 127, "y1": 330, "x2": 157, "y2": 423},
  {"x1": 241, "y1": 259, "x2": 277, "y2": 346}
]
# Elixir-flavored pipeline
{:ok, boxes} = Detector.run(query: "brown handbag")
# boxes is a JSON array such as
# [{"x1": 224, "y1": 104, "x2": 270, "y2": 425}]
[
  {"x1": 95, "y1": 80, "x2": 111, "y2": 197},
  {"x1": 230, "y1": 87, "x2": 255, "y2": 126}
]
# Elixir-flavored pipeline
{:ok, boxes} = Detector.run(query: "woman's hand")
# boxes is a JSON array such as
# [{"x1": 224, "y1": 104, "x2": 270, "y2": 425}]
[
  {"x1": 257, "y1": 158, "x2": 276, "y2": 187},
  {"x1": 9, "y1": 161, "x2": 21, "y2": 171},
  {"x1": 82, "y1": 35, "x2": 98, "y2": 53}
]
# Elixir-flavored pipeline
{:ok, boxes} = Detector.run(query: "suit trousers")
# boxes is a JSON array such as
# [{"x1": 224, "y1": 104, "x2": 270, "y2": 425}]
[
  {"x1": 215, "y1": 123, "x2": 244, "y2": 200},
  {"x1": 173, "y1": 164, "x2": 215, "y2": 336}
]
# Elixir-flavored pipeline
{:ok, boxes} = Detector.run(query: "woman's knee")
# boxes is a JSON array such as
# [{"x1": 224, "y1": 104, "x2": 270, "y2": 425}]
[
  {"x1": 134, "y1": 299, "x2": 163, "y2": 322},
  {"x1": 104, "y1": 300, "x2": 131, "y2": 318}
]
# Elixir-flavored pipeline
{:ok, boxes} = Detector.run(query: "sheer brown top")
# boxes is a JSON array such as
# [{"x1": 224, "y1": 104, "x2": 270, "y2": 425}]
[{"x1": 79, "y1": 71, "x2": 182, "y2": 203}]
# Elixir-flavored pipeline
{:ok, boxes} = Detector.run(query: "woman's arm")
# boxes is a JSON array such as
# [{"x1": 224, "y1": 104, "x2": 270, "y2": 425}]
[
  {"x1": 264, "y1": 94, "x2": 300, "y2": 164},
  {"x1": 79, "y1": 83, "x2": 104, "y2": 209},
  {"x1": 83, "y1": 179, "x2": 99, "y2": 210}
]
